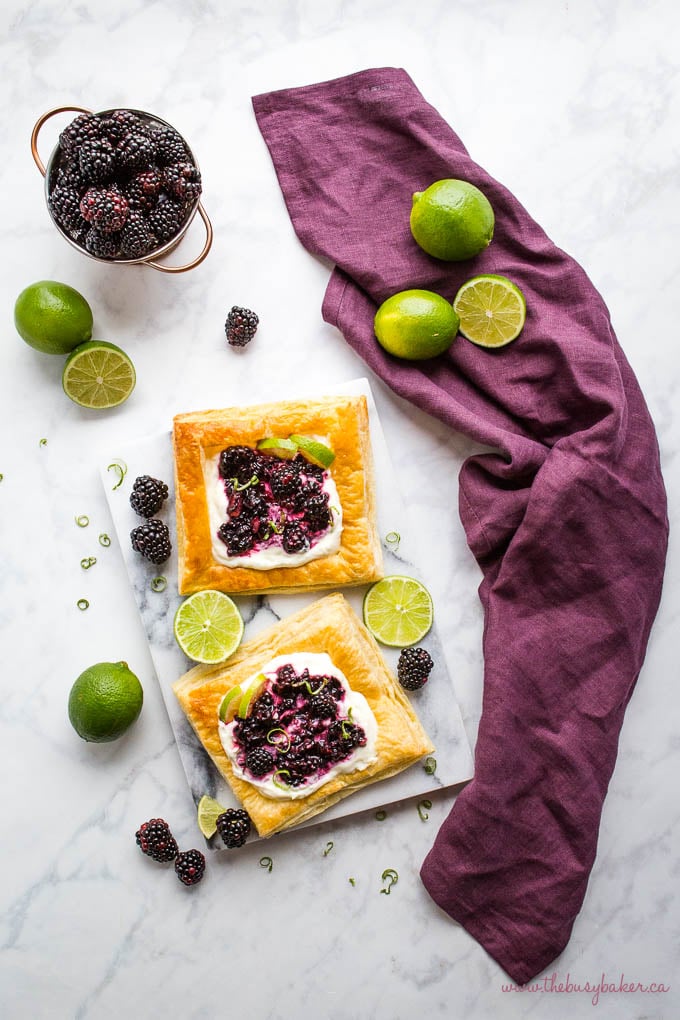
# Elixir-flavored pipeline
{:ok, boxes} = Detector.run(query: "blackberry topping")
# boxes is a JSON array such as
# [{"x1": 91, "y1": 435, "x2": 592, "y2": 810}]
[
  {"x1": 397, "y1": 647, "x2": 434, "y2": 691},
  {"x1": 78, "y1": 137, "x2": 116, "y2": 184},
  {"x1": 125, "y1": 169, "x2": 164, "y2": 212},
  {"x1": 225, "y1": 306, "x2": 259, "y2": 348},
  {"x1": 276, "y1": 663, "x2": 297, "y2": 686},
  {"x1": 218, "y1": 445, "x2": 258, "y2": 484},
  {"x1": 152, "y1": 125, "x2": 188, "y2": 165},
  {"x1": 59, "y1": 113, "x2": 101, "y2": 156},
  {"x1": 130, "y1": 519, "x2": 172, "y2": 564},
  {"x1": 84, "y1": 228, "x2": 119, "y2": 259},
  {"x1": 269, "y1": 464, "x2": 302, "y2": 504},
  {"x1": 294, "y1": 454, "x2": 325, "y2": 482},
  {"x1": 240, "y1": 488, "x2": 269, "y2": 520},
  {"x1": 245, "y1": 746, "x2": 276, "y2": 777},
  {"x1": 303, "y1": 492, "x2": 332, "y2": 532},
  {"x1": 282, "y1": 522, "x2": 310, "y2": 555},
  {"x1": 129, "y1": 474, "x2": 169, "y2": 517},
  {"x1": 148, "y1": 194, "x2": 184, "y2": 242},
  {"x1": 79, "y1": 186, "x2": 129, "y2": 233},
  {"x1": 135, "y1": 818, "x2": 178, "y2": 862},
  {"x1": 308, "y1": 694, "x2": 337, "y2": 720},
  {"x1": 163, "y1": 161, "x2": 202, "y2": 204},
  {"x1": 216, "y1": 808, "x2": 251, "y2": 849},
  {"x1": 116, "y1": 130, "x2": 156, "y2": 174},
  {"x1": 233, "y1": 716, "x2": 268, "y2": 746},
  {"x1": 119, "y1": 209, "x2": 156, "y2": 259},
  {"x1": 49, "y1": 184, "x2": 87, "y2": 234},
  {"x1": 175, "y1": 849, "x2": 206, "y2": 886},
  {"x1": 218, "y1": 519, "x2": 255, "y2": 556}
]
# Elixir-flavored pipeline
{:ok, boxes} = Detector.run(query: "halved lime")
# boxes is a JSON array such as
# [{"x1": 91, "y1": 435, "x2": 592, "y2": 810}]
[
  {"x1": 363, "y1": 575, "x2": 434, "y2": 647},
  {"x1": 257, "y1": 437, "x2": 298, "y2": 459},
  {"x1": 62, "y1": 340, "x2": 136, "y2": 408},
  {"x1": 453, "y1": 274, "x2": 526, "y2": 349},
  {"x1": 173, "y1": 590, "x2": 244, "y2": 664},
  {"x1": 218, "y1": 685, "x2": 243, "y2": 723},
  {"x1": 288, "y1": 434, "x2": 335, "y2": 469},
  {"x1": 238, "y1": 673, "x2": 267, "y2": 718},
  {"x1": 197, "y1": 794, "x2": 226, "y2": 839}
]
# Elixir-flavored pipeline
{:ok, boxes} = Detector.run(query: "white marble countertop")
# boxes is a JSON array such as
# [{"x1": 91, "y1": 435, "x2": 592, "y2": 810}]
[{"x1": 1, "y1": 2, "x2": 678, "y2": 1018}]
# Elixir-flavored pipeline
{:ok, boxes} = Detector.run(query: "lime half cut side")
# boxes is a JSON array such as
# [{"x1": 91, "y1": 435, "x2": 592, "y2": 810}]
[
  {"x1": 62, "y1": 340, "x2": 136, "y2": 408},
  {"x1": 363, "y1": 575, "x2": 434, "y2": 647},
  {"x1": 197, "y1": 795, "x2": 227, "y2": 839},
  {"x1": 173, "y1": 590, "x2": 244, "y2": 664},
  {"x1": 453, "y1": 274, "x2": 526, "y2": 349}
]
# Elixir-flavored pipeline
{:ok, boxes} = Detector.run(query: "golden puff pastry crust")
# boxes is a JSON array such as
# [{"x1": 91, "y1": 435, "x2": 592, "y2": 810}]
[
  {"x1": 173, "y1": 394, "x2": 383, "y2": 595},
  {"x1": 172, "y1": 593, "x2": 434, "y2": 838}
]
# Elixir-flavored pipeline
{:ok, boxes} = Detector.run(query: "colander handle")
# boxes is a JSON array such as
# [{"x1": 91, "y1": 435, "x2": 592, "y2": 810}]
[
  {"x1": 143, "y1": 201, "x2": 213, "y2": 273},
  {"x1": 30, "y1": 105, "x2": 92, "y2": 176}
]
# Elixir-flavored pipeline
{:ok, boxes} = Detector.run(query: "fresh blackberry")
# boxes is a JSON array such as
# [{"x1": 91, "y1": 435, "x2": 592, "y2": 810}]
[
  {"x1": 135, "y1": 818, "x2": 178, "y2": 862},
  {"x1": 78, "y1": 137, "x2": 116, "y2": 184},
  {"x1": 225, "y1": 306, "x2": 259, "y2": 348},
  {"x1": 130, "y1": 519, "x2": 172, "y2": 564},
  {"x1": 240, "y1": 488, "x2": 269, "y2": 520},
  {"x1": 102, "y1": 109, "x2": 145, "y2": 143},
  {"x1": 125, "y1": 169, "x2": 164, "y2": 212},
  {"x1": 218, "y1": 519, "x2": 255, "y2": 556},
  {"x1": 129, "y1": 475, "x2": 169, "y2": 517},
  {"x1": 219, "y1": 445, "x2": 258, "y2": 484},
  {"x1": 84, "y1": 228, "x2": 119, "y2": 259},
  {"x1": 216, "y1": 808, "x2": 251, "y2": 849},
  {"x1": 303, "y1": 492, "x2": 332, "y2": 532},
  {"x1": 233, "y1": 716, "x2": 268, "y2": 746},
  {"x1": 119, "y1": 209, "x2": 156, "y2": 259},
  {"x1": 276, "y1": 663, "x2": 298, "y2": 686},
  {"x1": 245, "y1": 747, "x2": 276, "y2": 777},
  {"x1": 397, "y1": 647, "x2": 434, "y2": 691},
  {"x1": 281, "y1": 522, "x2": 310, "y2": 555},
  {"x1": 59, "y1": 112, "x2": 101, "y2": 156},
  {"x1": 49, "y1": 184, "x2": 87, "y2": 234},
  {"x1": 308, "y1": 693, "x2": 337, "y2": 720},
  {"x1": 54, "y1": 160, "x2": 84, "y2": 193},
  {"x1": 269, "y1": 464, "x2": 301, "y2": 505},
  {"x1": 287, "y1": 754, "x2": 323, "y2": 780},
  {"x1": 152, "y1": 125, "x2": 188, "y2": 165},
  {"x1": 175, "y1": 849, "x2": 205, "y2": 886},
  {"x1": 163, "y1": 162, "x2": 202, "y2": 204},
  {"x1": 251, "y1": 691, "x2": 274, "y2": 724},
  {"x1": 148, "y1": 194, "x2": 184, "y2": 242},
  {"x1": 80, "y1": 186, "x2": 129, "y2": 233},
  {"x1": 116, "y1": 130, "x2": 156, "y2": 174}
]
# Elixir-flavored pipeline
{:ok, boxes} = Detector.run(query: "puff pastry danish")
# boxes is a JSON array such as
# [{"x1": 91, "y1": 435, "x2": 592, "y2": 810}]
[
  {"x1": 173, "y1": 394, "x2": 383, "y2": 595},
  {"x1": 172, "y1": 593, "x2": 434, "y2": 838}
]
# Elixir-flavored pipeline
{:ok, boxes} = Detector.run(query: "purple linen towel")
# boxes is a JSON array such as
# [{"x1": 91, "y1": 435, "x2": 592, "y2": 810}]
[{"x1": 252, "y1": 68, "x2": 668, "y2": 984}]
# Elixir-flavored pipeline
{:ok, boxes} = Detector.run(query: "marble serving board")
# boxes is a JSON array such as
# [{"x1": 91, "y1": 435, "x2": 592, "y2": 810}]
[{"x1": 100, "y1": 378, "x2": 473, "y2": 850}]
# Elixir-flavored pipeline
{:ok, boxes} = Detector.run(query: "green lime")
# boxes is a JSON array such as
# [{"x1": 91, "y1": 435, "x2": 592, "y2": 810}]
[
  {"x1": 218, "y1": 684, "x2": 243, "y2": 723},
  {"x1": 62, "y1": 340, "x2": 136, "y2": 409},
  {"x1": 453, "y1": 274, "x2": 526, "y2": 348},
  {"x1": 68, "y1": 660, "x2": 143, "y2": 742},
  {"x1": 363, "y1": 575, "x2": 434, "y2": 647},
  {"x1": 238, "y1": 673, "x2": 267, "y2": 718},
  {"x1": 374, "y1": 289, "x2": 459, "y2": 360},
  {"x1": 410, "y1": 179, "x2": 495, "y2": 261},
  {"x1": 197, "y1": 795, "x2": 227, "y2": 839},
  {"x1": 288, "y1": 435, "x2": 335, "y2": 469},
  {"x1": 174, "y1": 590, "x2": 244, "y2": 664},
  {"x1": 14, "y1": 280, "x2": 93, "y2": 354},
  {"x1": 256, "y1": 437, "x2": 298, "y2": 459}
]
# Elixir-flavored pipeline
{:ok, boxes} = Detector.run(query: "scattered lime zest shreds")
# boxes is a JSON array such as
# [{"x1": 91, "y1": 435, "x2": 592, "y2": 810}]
[
  {"x1": 75, "y1": 514, "x2": 89, "y2": 528},
  {"x1": 417, "y1": 799, "x2": 432, "y2": 821},
  {"x1": 385, "y1": 531, "x2": 401, "y2": 550},
  {"x1": 151, "y1": 576, "x2": 167, "y2": 593},
  {"x1": 98, "y1": 533, "x2": 111, "y2": 547},
  {"x1": 375, "y1": 809, "x2": 387, "y2": 822},
  {"x1": 228, "y1": 473, "x2": 259, "y2": 492},
  {"x1": 259, "y1": 856, "x2": 273, "y2": 873},
  {"x1": 0, "y1": 474, "x2": 4, "y2": 482},
  {"x1": 323, "y1": 841, "x2": 334, "y2": 857},
  {"x1": 107, "y1": 460, "x2": 127, "y2": 490},
  {"x1": 39, "y1": 437, "x2": 47, "y2": 447},
  {"x1": 380, "y1": 868, "x2": 399, "y2": 895},
  {"x1": 424, "y1": 756, "x2": 437, "y2": 775},
  {"x1": 77, "y1": 598, "x2": 89, "y2": 611},
  {"x1": 272, "y1": 769, "x2": 291, "y2": 790},
  {"x1": 349, "y1": 877, "x2": 356, "y2": 886},
  {"x1": 80, "y1": 556, "x2": 97, "y2": 569}
]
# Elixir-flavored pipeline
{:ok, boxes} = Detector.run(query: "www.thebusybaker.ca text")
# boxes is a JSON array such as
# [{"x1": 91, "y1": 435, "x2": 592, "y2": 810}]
[{"x1": 501, "y1": 971, "x2": 670, "y2": 1006}]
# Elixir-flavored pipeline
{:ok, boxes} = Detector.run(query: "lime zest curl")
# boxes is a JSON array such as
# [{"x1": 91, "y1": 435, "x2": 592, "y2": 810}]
[
  {"x1": 259, "y1": 856, "x2": 273, "y2": 873},
  {"x1": 107, "y1": 460, "x2": 127, "y2": 490},
  {"x1": 423, "y1": 756, "x2": 437, "y2": 775},
  {"x1": 98, "y1": 533, "x2": 111, "y2": 547},
  {"x1": 80, "y1": 556, "x2": 97, "y2": 569},
  {"x1": 417, "y1": 798, "x2": 432, "y2": 821},
  {"x1": 375, "y1": 809, "x2": 387, "y2": 822},
  {"x1": 380, "y1": 868, "x2": 399, "y2": 895},
  {"x1": 323, "y1": 841, "x2": 334, "y2": 857},
  {"x1": 151, "y1": 576, "x2": 167, "y2": 593},
  {"x1": 77, "y1": 598, "x2": 89, "y2": 611},
  {"x1": 385, "y1": 531, "x2": 401, "y2": 550},
  {"x1": 75, "y1": 514, "x2": 89, "y2": 528},
  {"x1": 39, "y1": 438, "x2": 47, "y2": 447}
]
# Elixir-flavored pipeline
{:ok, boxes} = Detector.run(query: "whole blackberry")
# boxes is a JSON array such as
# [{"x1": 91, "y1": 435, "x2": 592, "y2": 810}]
[
  {"x1": 397, "y1": 647, "x2": 434, "y2": 691},
  {"x1": 135, "y1": 818, "x2": 178, "y2": 862},
  {"x1": 216, "y1": 808, "x2": 251, "y2": 849},
  {"x1": 79, "y1": 186, "x2": 129, "y2": 233},
  {"x1": 225, "y1": 306, "x2": 259, "y2": 348},
  {"x1": 308, "y1": 693, "x2": 337, "y2": 720},
  {"x1": 175, "y1": 849, "x2": 206, "y2": 886},
  {"x1": 245, "y1": 747, "x2": 275, "y2": 777},
  {"x1": 218, "y1": 519, "x2": 254, "y2": 556},
  {"x1": 84, "y1": 228, "x2": 119, "y2": 259},
  {"x1": 49, "y1": 184, "x2": 87, "y2": 234},
  {"x1": 102, "y1": 109, "x2": 145, "y2": 143},
  {"x1": 218, "y1": 445, "x2": 258, "y2": 484},
  {"x1": 78, "y1": 137, "x2": 116, "y2": 184},
  {"x1": 130, "y1": 519, "x2": 172, "y2": 564},
  {"x1": 119, "y1": 210, "x2": 156, "y2": 259},
  {"x1": 269, "y1": 464, "x2": 301, "y2": 504},
  {"x1": 116, "y1": 130, "x2": 156, "y2": 173},
  {"x1": 129, "y1": 475, "x2": 169, "y2": 517},
  {"x1": 303, "y1": 493, "x2": 332, "y2": 532},
  {"x1": 54, "y1": 160, "x2": 84, "y2": 193},
  {"x1": 125, "y1": 169, "x2": 164, "y2": 212},
  {"x1": 152, "y1": 125, "x2": 188, "y2": 165},
  {"x1": 59, "y1": 112, "x2": 101, "y2": 156},
  {"x1": 163, "y1": 162, "x2": 202, "y2": 204},
  {"x1": 148, "y1": 194, "x2": 184, "y2": 242},
  {"x1": 282, "y1": 521, "x2": 310, "y2": 555},
  {"x1": 295, "y1": 454, "x2": 325, "y2": 482}
]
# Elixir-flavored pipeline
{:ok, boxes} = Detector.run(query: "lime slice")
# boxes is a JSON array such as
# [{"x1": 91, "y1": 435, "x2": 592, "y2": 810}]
[
  {"x1": 197, "y1": 795, "x2": 227, "y2": 839},
  {"x1": 218, "y1": 684, "x2": 243, "y2": 723},
  {"x1": 173, "y1": 590, "x2": 244, "y2": 664},
  {"x1": 363, "y1": 575, "x2": 434, "y2": 647},
  {"x1": 257, "y1": 437, "x2": 298, "y2": 459},
  {"x1": 288, "y1": 435, "x2": 335, "y2": 469},
  {"x1": 62, "y1": 340, "x2": 136, "y2": 408},
  {"x1": 238, "y1": 673, "x2": 268, "y2": 718},
  {"x1": 453, "y1": 274, "x2": 526, "y2": 349}
]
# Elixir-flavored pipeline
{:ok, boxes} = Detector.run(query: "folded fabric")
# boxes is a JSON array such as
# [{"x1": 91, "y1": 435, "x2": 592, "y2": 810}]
[{"x1": 252, "y1": 67, "x2": 668, "y2": 985}]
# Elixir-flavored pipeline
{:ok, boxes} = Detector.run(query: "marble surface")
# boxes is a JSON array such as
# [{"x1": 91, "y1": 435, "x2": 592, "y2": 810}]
[{"x1": 1, "y1": 1, "x2": 678, "y2": 1018}]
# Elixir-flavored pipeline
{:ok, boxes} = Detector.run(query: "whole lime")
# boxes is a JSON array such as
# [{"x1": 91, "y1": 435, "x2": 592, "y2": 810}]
[
  {"x1": 410, "y1": 179, "x2": 495, "y2": 261},
  {"x1": 374, "y1": 289, "x2": 459, "y2": 360},
  {"x1": 68, "y1": 661, "x2": 143, "y2": 742},
  {"x1": 14, "y1": 280, "x2": 93, "y2": 354}
]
